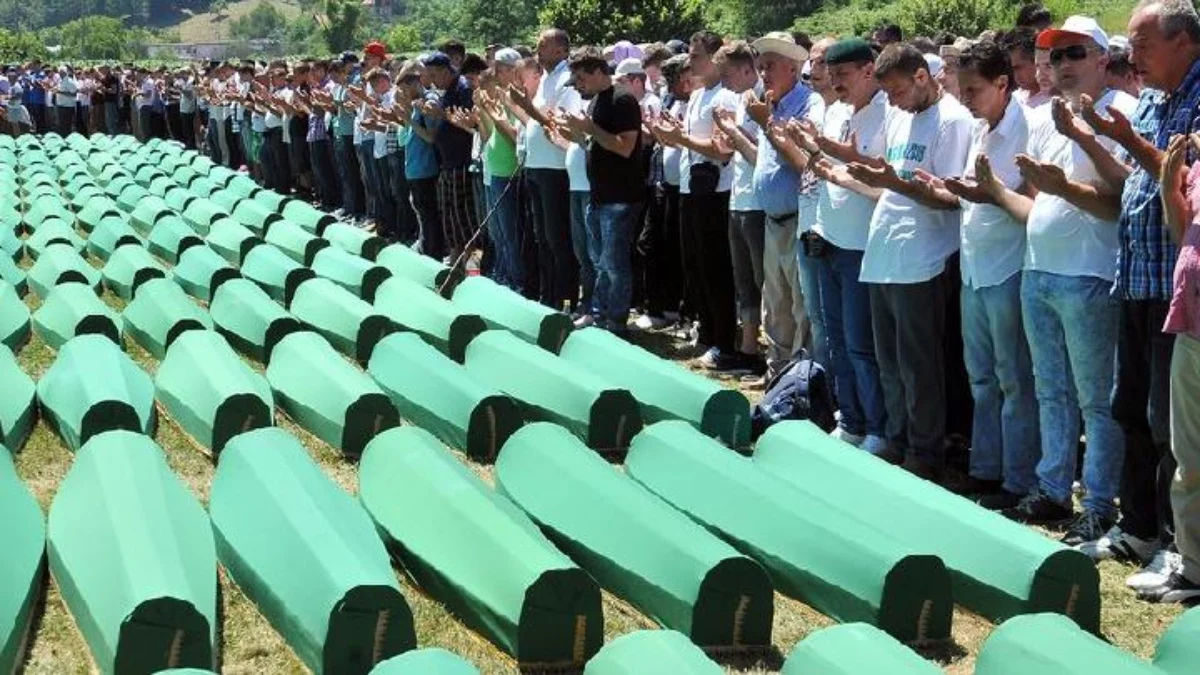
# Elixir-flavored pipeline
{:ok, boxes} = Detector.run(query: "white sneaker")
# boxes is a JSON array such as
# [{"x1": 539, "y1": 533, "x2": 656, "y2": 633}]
[
  {"x1": 830, "y1": 426, "x2": 865, "y2": 447},
  {"x1": 861, "y1": 434, "x2": 890, "y2": 455},
  {"x1": 1077, "y1": 525, "x2": 1159, "y2": 564},
  {"x1": 573, "y1": 314, "x2": 596, "y2": 329},
  {"x1": 634, "y1": 314, "x2": 669, "y2": 330},
  {"x1": 1127, "y1": 550, "x2": 1183, "y2": 591}
]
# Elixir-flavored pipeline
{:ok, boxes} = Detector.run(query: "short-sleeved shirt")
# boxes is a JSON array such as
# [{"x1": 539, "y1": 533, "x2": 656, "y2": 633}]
[
  {"x1": 680, "y1": 84, "x2": 740, "y2": 195},
  {"x1": 55, "y1": 76, "x2": 77, "y2": 107},
  {"x1": 813, "y1": 92, "x2": 890, "y2": 252},
  {"x1": 406, "y1": 90, "x2": 441, "y2": 180},
  {"x1": 587, "y1": 85, "x2": 644, "y2": 204},
  {"x1": 662, "y1": 99, "x2": 686, "y2": 186},
  {"x1": 526, "y1": 59, "x2": 581, "y2": 170},
  {"x1": 484, "y1": 112, "x2": 519, "y2": 179},
  {"x1": 729, "y1": 90, "x2": 762, "y2": 212},
  {"x1": 1166, "y1": 161, "x2": 1200, "y2": 340},
  {"x1": 753, "y1": 81, "x2": 818, "y2": 219},
  {"x1": 436, "y1": 76, "x2": 474, "y2": 170}
]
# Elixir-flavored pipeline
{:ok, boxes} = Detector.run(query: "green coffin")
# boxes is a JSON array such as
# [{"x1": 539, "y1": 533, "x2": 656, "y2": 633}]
[
  {"x1": 207, "y1": 188, "x2": 240, "y2": 213},
  {"x1": 0, "y1": 282, "x2": 31, "y2": 351},
  {"x1": 37, "y1": 335, "x2": 155, "y2": 452},
  {"x1": 191, "y1": 154, "x2": 217, "y2": 174},
  {"x1": 268, "y1": 332, "x2": 399, "y2": 456},
  {"x1": 129, "y1": 195, "x2": 172, "y2": 234},
  {"x1": 754, "y1": 422, "x2": 1101, "y2": 632},
  {"x1": 164, "y1": 187, "x2": 198, "y2": 213},
  {"x1": 780, "y1": 623, "x2": 942, "y2": 675},
  {"x1": 174, "y1": 245, "x2": 241, "y2": 302},
  {"x1": 206, "y1": 218, "x2": 262, "y2": 265},
  {"x1": 376, "y1": 244, "x2": 462, "y2": 297},
  {"x1": 0, "y1": 346, "x2": 36, "y2": 452},
  {"x1": 148, "y1": 175, "x2": 174, "y2": 198},
  {"x1": 116, "y1": 184, "x2": 151, "y2": 213},
  {"x1": 156, "y1": 329, "x2": 274, "y2": 454},
  {"x1": 0, "y1": 450, "x2": 45, "y2": 675},
  {"x1": 26, "y1": 220, "x2": 86, "y2": 260},
  {"x1": 32, "y1": 283, "x2": 121, "y2": 352},
  {"x1": 48, "y1": 431, "x2": 217, "y2": 675},
  {"x1": 975, "y1": 614, "x2": 1162, "y2": 674},
  {"x1": 88, "y1": 215, "x2": 146, "y2": 263},
  {"x1": 324, "y1": 222, "x2": 385, "y2": 261},
  {"x1": 561, "y1": 329, "x2": 751, "y2": 447},
  {"x1": 101, "y1": 244, "x2": 168, "y2": 301},
  {"x1": 370, "y1": 649, "x2": 479, "y2": 674},
  {"x1": 23, "y1": 198, "x2": 74, "y2": 234},
  {"x1": 222, "y1": 175, "x2": 259, "y2": 200},
  {"x1": 209, "y1": 278, "x2": 303, "y2": 363},
  {"x1": 0, "y1": 257, "x2": 27, "y2": 298},
  {"x1": 212, "y1": 428, "x2": 416, "y2": 673},
  {"x1": 189, "y1": 177, "x2": 221, "y2": 198},
  {"x1": 497, "y1": 424, "x2": 773, "y2": 648},
  {"x1": 465, "y1": 331, "x2": 641, "y2": 452},
  {"x1": 122, "y1": 278, "x2": 214, "y2": 360},
  {"x1": 0, "y1": 208, "x2": 20, "y2": 237},
  {"x1": 368, "y1": 333, "x2": 522, "y2": 462},
  {"x1": 68, "y1": 185, "x2": 104, "y2": 211},
  {"x1": 204, "y1": 165, "x2": 236, "y2": 187},
  {"x1": 241, "y1": 243, "x2": 316, "y2": 306},
  {"x1": 148, "y1": 216, "x2": 204, "y2": 265},
  {"x1": 1155, "y1": 607, "x2": 1200, "y2": 675},
  {"x1": 312, "y1": 246, "x2": 391, "y2": 302},
  {"x1": 76, "y1": 197, "x2": 123, "y2": 232},
  {"x1": 290, "y1": 278, "x2": 395, "y2": 364},
  {"x1": 582, "y1": 631, "x2": 722, "y2": 675},
  {"x1": 103, "y1": 175, "x2": 135, "y2": 200},
  {"x1": 63, "y1": 177, "x2": 97, "y2": 200},
  {"x1": 231, "y1": 200, "x2": 282, "y2": 236},
  {"x1": 374, "y1": 278, "x2": 487, "y2": 364},
  {"x1": 28, "y1": 244, "x2": 102, "y2": 300},
  {"x1": 252, "y1": 189, "x2": 291, "y2": 214},
  {"x1": 180, "y1": 199, "x2": 229, "y2": 236},
  {"x1": 359, "y1": 427, "x2": 603, "y2": 668},
  {"x1": 265, "y1": 220, "x2": 330, "y2": 265},
  {"x1": 134, "y1": 165, "x2": 165, "y2": 189},
  {"x1": 281, "y1": 200, "x2": 337, "y2": 235},
  {"x1": 0, "y1": 226, "x2": 21, "y2": 262},
  {"x1": 453, "y1": 277, "x2": 572, "y2": 353},
  {"x1": 627, "y1": 422, "x2": 953, "y2": 644}
]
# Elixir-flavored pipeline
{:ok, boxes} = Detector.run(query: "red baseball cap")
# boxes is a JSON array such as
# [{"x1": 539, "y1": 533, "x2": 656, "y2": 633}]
[{"x1": 364, "y1": 41, "x2": 388, "y2": 60}]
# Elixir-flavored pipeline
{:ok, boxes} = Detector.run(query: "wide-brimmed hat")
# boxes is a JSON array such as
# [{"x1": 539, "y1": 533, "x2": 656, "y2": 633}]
[{"x1": 752, "y1": 32, "x2": 810, "y2": 63}]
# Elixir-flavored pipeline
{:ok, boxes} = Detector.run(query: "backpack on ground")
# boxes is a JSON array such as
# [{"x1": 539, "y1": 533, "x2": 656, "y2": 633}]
[{"x1": 751, "y1": 351, "x2": 836, "y2": 439}]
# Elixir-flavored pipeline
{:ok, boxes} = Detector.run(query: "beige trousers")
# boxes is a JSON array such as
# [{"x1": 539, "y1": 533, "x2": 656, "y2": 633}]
[{"x1": 1172, "y1": 333, "x2": 1200, "y2": 583}]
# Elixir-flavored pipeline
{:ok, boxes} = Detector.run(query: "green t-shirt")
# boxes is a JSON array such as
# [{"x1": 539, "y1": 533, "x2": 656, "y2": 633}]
[{"x1": 484, "y1": 114, "x2": 518, "y2": 179}]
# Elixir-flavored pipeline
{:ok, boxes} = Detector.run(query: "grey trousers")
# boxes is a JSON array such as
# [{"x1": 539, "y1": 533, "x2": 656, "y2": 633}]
[{"x1": 728, "y1": 210, "x2": 765, "y2": 326}]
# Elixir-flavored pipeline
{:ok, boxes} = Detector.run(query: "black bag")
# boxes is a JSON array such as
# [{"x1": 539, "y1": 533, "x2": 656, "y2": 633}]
[
  {"x1": 751, "y1": 351, "x2": 837, "y2": 439},
  {"x1": 688, "y1": 161, "x2": 720, "y2": 194}
]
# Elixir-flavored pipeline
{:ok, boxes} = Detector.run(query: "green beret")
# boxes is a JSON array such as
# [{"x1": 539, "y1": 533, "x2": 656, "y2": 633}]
[{"x1": 825, "y1": 38, "x2": 876, "y2": 65}]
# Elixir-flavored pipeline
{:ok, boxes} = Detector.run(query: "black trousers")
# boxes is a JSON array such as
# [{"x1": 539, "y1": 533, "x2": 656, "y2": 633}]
[
  {"x1": 516, "y1": 171, "x2": 541, "y2": 301},
  {"x1": 526, "y1": 168, "x2": 576, "y2": 311},
  {"x1": 640, "y1": 182, "x2": 683, "y2": 318},
  {"x1": 679, "y1": 190, "x2": 737, "y2": 353},
  {"x1": 30, "y1": 105, "x2": 45, "y2": 134},
  {"x1": 56, "y1": 105, "x2": 74, "y2": 136},
  {"x1": 942, "y1": 255, "x2": 974, "y2": 442},
  {"x1": 409, "y1": 176, "x2": 443, "y2": 261},
  {"x1": 181, "y1": 112, "x2": 196, "y2": 149}
]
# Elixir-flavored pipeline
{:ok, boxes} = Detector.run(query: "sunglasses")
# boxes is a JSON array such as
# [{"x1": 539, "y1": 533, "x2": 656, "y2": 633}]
[{"x1": 1049, "y1": 44, "x2": 1092, "y2": 65}]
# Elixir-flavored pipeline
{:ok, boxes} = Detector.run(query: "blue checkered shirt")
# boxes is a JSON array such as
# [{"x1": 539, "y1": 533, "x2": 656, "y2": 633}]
[{"x1": 1116, "y1": 59, "x2": 1200, "y2": 300}]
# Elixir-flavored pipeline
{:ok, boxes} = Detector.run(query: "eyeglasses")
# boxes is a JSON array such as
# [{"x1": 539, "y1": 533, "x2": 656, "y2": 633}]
[{"x1": 1049, "y1": 44, "x2": 1092, "y2": 65}]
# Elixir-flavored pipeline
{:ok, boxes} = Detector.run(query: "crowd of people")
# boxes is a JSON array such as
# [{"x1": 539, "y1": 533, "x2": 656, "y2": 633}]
[{"x1": 1, "y1": 0, "x2": 1198, "y2": 606}]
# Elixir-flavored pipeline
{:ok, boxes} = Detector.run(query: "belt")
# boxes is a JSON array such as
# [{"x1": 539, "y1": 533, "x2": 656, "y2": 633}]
[{"x1": 767, "y1": 211, "x2": 798, "y2": 224}]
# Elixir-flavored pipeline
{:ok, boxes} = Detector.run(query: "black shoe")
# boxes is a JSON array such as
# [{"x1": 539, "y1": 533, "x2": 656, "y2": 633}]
[
  {"x1": 1137, "y1": 571, "x2": 1200, "y2": 604},
  {"x1": 943, "y1": 473, "x2": 1003, "y2": 498},
  {"x1": 977, "y1": 490, "x2": 1023, "y2": 511},
  {"x1": 902, "y1": 456, "x2": 944, "y2": 484},
  {"x1": 874, "y1": 446, "x2": 905, "y2": 466},
  {"x1": 1002, "y1": 491, "x2": 1073, "y2": 525},
  {"x1": 703, "y1": 350, "x2": 753, "y2": 373},
  {"x1": 740, "y1": 352, "x2": 767, "y2": 377},
  {"x1": 1061, "y1": 511, "x2": 1116, "y2": 548}
]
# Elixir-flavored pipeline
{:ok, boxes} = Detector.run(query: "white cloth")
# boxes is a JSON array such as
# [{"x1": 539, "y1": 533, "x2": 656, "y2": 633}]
[
  {"x1": 265, "y1": 87, "x2": 287, "y2": 129},
  {"x1": 813, "y1": 90, "x2": 890, "y2": 252},
  {"x1": 55, "y1": 76, "x2": 77, "y2": 107},
  {"x1": 662, "y1": 99, "x2": 686, "y2": 186},
  {"x1": 797, "y1": 90, "x2": 829, "y2": 233},
  {"x1": 679, "y1": 84, "x2": 740, "y2": 195},
  {"x1": 1023, "y1": 88, "x2": 1137, "y2": 281},
  {"x1": 180, "y1": 80, "x2": 196, "y2": 114},
  {"x1": 960, "y1": 96, "x2": 1031, "y2": 289},
  {"x1": 1014, "y1": 88, "x2": 1052, "y2": 109},
  {"x1": 566, "y1": 141, "x2": 590, "y2": 191},
  {"x1": 860, "y1": 93, "x2": 975, "y2": 284},
  {"x1": 372, "y1": 90, "x2": 394, "y2": 158},
  {"x1": 525, "y1": 59, "x2": 581, "y2": 170},
  {"x1": 729, "y1": 96, "x2": 761, "y2": 212}
]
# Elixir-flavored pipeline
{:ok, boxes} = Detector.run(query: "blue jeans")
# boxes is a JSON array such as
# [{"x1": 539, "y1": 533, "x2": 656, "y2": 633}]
[
  {"x1": 817, "y1": 243, "x2": 887, "y2": 438},
  {"x1": 569, "y1": 191, "x2": 594, "y2": 312},
  {"x1": 486, "y1": 176, "x2": 523, "y2": 291},
  {"x1": 962, "y1": 273, "x2": 1040, "y2": 495},
  {"x1": 334, "y1": 135, "x2": 364, "y2": 217},
  {"x1": 796, "y1": 236, "x2": 827, "y2": 367},
  {"x1": 586, "y1": 201, "x2": 638, "y2": 327},
  {"x1": 1022, "y1": 270, "x2": 1124, "y2": 516}
]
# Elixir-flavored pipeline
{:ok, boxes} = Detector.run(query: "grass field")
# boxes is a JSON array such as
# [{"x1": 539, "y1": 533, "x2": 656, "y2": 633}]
[
  {"x1": 147, "y1": 0, "x2": 305, "y2": 44},
  {"x1": 8, "y1": 254, "x2": 1187, "y2": 674}
]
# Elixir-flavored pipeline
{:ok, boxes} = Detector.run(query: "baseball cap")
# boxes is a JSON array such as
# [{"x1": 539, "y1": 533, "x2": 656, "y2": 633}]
[
  {"x1": 364, "y1": 41, "x2": 388, "y2": 60},
  {"x1": 924, "y1": 53, "x2": 944, "y2": 77},
  {"x1": 1037, "y1": 15, "x2": 1109, "y2": 51},
  {"x1": 422, "y1": 52, "x2": 452, "y2": 69},
  {"x1": 611, "y1": 40, "x2": 644, "y2": 64},
  {"x1": 751, "y1": 31, "x2": 810, "y2": 63},
  {"x1": 615, "y1": 57, "x2": 645, "y2": 77},
  {"x1": 494, "y1": 48, "x2": 522, "y2": 67},
  {"x1": 1109, "y1": 35, "x2": 1130, "y2": 50},
  {"x1": 824, "y1": 37, "x2": 875, "y2": 66},
  {"x1": 341, "y1": 51, "x2": 359, "y2": 64}
]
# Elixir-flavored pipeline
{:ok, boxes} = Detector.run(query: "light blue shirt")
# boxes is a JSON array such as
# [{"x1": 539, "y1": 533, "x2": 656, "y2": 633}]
[{"x1": 751, "y1": 81, "x2": 814, "y2": 218}]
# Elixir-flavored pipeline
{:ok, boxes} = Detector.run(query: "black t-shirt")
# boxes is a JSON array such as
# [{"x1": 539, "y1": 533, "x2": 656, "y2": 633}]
[
  {"x1": 435, "y1": 76, "x2": 474, "y2": 170},
  {"x1": 586, "y1": 86, "x2": 644, "y2": 204}
]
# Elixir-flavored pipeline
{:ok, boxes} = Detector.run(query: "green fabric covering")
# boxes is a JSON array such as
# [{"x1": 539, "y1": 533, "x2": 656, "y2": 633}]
[
  {"x1": 754, "y1": 422, "x2": 1101, "y2": 632},
  {"x1": 0, "y1": 208, "x2": 20, "y2": 237},
  {"x1": 465, "y1": 331, "x2": 641, "y2": 452},
  {"x1": 68, "y1": 185, "x2": 104, "y2": 212},
  {"x1": 281, "y1": 200, "x2": 336, "y2": 235},
  {"x1": 0, "y1": 257, "x2": 27, "y2": 297},
  {"x1": 0, "y1": 346, "x2": 36, "y2": 452},
  {"x1": 374, "y1": 278, "x2": 487, "y2": 363},
  {"x1": 0, "y1": 450, "x2": 45, "y2": 675},
  {"x1": 76, "y1": 197, "x2": 122, "y2": 232},
  {"x1": 47, "y1": 430, "x2": 217, "y2": 675},
  {"x1": 267, "y1": 332, "x2": 399, "y2": 456},
  {"x1": 209, "y1": 279, "x2": 303, "y2": 363},
  {"x1": 206, "y1": 165, "x2": 236, "y2": 187},
  {"x1": 26, "y1": 221, "x2": 86, "y2": 260},
  {"x1": 290, "y1": 278, "x2": 395, "y2": 364},
  {"x1": 37, "y1": 335, "x2": 155, "y2": 452},
  {"x1": 103, "y1": 175, "x2": 135, "y2": 200},
  {"x1": 222, "y1": 175, "x2": 260, "y2": 200},
  {"x1": 134, "y1": 165, "x2": 165, "y2": 189},
  {"x1": 164, "y1": 186, "x2": 198, "y2": 213},
  {"x1": 88, "y1": 215, "x2": 146, "y2": 263},
  {"x1": 180, "y1": 199, "x2": 229, "y2": 236},
  {"x1": 189, "y1": 177, "x2": 221, "y2": 198},
  {"x1": 253, "y1": 189, "x2": 291, "y2": 213},
  {"x1": 208, "y1": 188, "x2": 241, "y2": 212},
  {"x1": 560, "y1": 329, "x2": 751, "y2": 447},
  {"x1": 312, "y1": 246, "x2": 391, "y2": 302},
  {"x1": 122, "y1": 278, "x2": 214, "y2": 360},
  {"x1": 231, "y1": 199, "x2": 282, "y2": 236},
  {"x1": 454, "y1": 277, "x2": 572, "y2": 353},
  {"x1": 148, "y1": 175, "x2": 174, "y2": 197},
  {"x1": 62, "y1": 177, "x2": 97, "y2": 200},
  {"x1": 116, "y1": 184, "x2": 151, "y2": 213},
  {"x1": 101, "y1": 244, "x2": 167, "y2": 301},
  {"x1": 148, "y1": 216, "x2": 204, "y2": 265},
  {"x1": 627, "y1": 422, "x2": 954, "y2": 644},
  {"x1": 0, "y1": 226, "x2": 21, "y2": 263},
  {"x1": 156, "y1": 330, "x2": 274, "y2": 454},
  {"x1": 583, "y1": 631, "x2": 722, "y2": 675},
  {"x1": 781, "y1": 623, "x2": 942, "y2": 675},
  {"x1": 265, "y1": 220, "x2": 330, "y2": 265},
  {"x1": 241, "y1": 243, "x2": 316, "y2": 306},
  {"x1": 28, "y1": 244, "x2": 101, "y2": 300},
  {"x1": 497, "y1": 424, "x2": 773, "y2": 647},
  {"x1": 129, "y1": 195, "x2": 172, "y2": 234},
  {"x1": 376, "y1": 244, "x2": 462, "y2": 297},
  {"x1": 370, "y1": 649, "x2": 479, "y2": 674},
  {"x1": 1154, "y1": 607, "x2": 1200, "y2": 675},
  {"x1": 212, "y1": 427, "x2": 416, "y2": 673},
  {"x1": 359, "y1": 427, "x2": 603, "y2": 667},
  {"x1": 206, "y1": 218, "x2": 262, "y2": 265},
  {"x1": 23, "y1": 197, "x2": 74, "y2": 233},
  {"x1": 174, "y1": 245, "x2": 241, "y2": 302},
  {"x1": 32, "y1": 283, "x2": 120, "y2": 352},
  {"x1": 324, "y1": 222, "x2": 385, "y2": 261},
  {"x1": 0, "y1": 282, "x2": 31, "y2": 351},
  {"x1": 368, "y1": 333, "x2": 522, "y2": 462},
  {"x1": 975, "y1": 614, "x2": 1163, "y2": 674}
]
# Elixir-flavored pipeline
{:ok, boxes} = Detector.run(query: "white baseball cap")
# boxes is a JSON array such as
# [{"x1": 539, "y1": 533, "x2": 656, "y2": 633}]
[
  {"x1": 1037, "y1": 15, "x2": 1110, "y2": 51},
  {"x1": 615, "y1": 57, "x2": 645, "y2": 77},
  {"x1": 924, "y1": 53, "x2": 944, "y2": 77},
  {"x1": 494, "y1": 48, "x2": 522, "y2": 67}
]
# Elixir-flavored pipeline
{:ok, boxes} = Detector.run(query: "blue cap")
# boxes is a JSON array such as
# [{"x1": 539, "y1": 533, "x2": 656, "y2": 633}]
[{"x1": 423, "y1": 52, "x2": 452, "y2": 68}]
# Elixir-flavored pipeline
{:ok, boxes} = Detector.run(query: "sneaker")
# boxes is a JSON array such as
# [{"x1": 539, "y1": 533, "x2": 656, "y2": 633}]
[
  {"x1": 1127, "y1": 550, "x2": 1184, "y2": 591},
  {"x1": 699, "y1": 348, "x2": 750, "y2": 372},
  {"x1": 1061, "y1": 511, "x2": 1116, "y2": 548},
  {"x1": 861, "y1": 434, "x2": 890, "y2": 455},
  {"x1": 573, "y1": 314, "x2": 596, "y2": 329},
  {"x1": 688, "y1": 322, "x2": 701, "y2": 347},
  {"x1": 1003, "y1": 491, "x2": 1074, "y2": 525},
  {"x1": 977, "y1": 490, "x2": 1023, "y2": 511},
  {"x1": 1077, "y1": 525, "x2": 1159, "y2": 564},
  {"x1": 830, "y1": 425, "x2": 865, "y2": 446},
  {"x1": 1137, "y1": 571, "x2": 1200, "y2": 604},
  {"x1": 634, "y1": 314, "x2": 670, "y2": 330}
]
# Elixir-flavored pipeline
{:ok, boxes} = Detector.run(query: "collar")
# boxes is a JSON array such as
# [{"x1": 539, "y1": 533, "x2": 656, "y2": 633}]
[
  {"x1": 988, "y1": 95, "x2": 1022, "y2": 139},
  {"x1": 1168, "y1": 55, "x2": 1200, "y2": 102},
  {"x1": 852, "y1": 88, "x2": 887, "y2": 118}
]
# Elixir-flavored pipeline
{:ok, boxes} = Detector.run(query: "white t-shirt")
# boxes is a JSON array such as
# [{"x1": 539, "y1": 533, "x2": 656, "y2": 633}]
[
  {"x1": 680, "y1": 84, "x2": 740, "y2": 195},
  {"x1": 729, "y1": 95, "x2": 761, "y2": 212},
  {"x1": 55, "y1": 76, "x2": 77, "y2": 107},
  {"x1": 373, "y1": 90, "x2": 394, "y2": 159},
  {"x1": 813, "y1": 90, "x2": 890, "y2": 252},
  {"x1": 265, "y1": 88, "x2": 288, "y2": 129},
  {"x1": 525, "y1": 59, "x2": 581, "y2": 170},
  {"x1": 860, "y1": 93, "x2": 975, "y2": 284},
  {"x1": 797, "y1": 90, "x2": 829, "y2": 233},
  {"x1": 76, "y1": 78, "x2": 92, "y2": 106},
  {"x1": 566, "y1": 142, "x2": 589, "y2": 191},
  {"x1": 180, "y1": 79, "x2": 196, "y2": 114},
  {"x1": 1023, "y1": 88, "x2": 1137, "y2": 281},
  {"x1": 662, "y1": 99, "x2": 686, "y2": 186}
]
